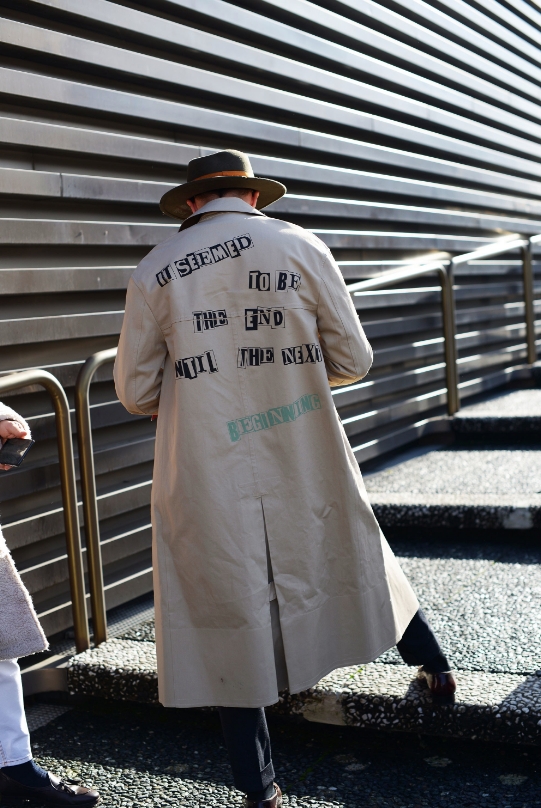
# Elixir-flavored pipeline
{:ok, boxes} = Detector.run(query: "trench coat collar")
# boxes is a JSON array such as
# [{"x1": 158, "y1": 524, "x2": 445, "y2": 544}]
[{"x1": 179, "y1": 197, "x2": 267, "y2": 231}]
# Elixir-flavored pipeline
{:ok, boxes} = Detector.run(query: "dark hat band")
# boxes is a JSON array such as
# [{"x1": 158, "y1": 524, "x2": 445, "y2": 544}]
[{"x1": 192, "y1": 169, "x2": 251, "y2": 182}]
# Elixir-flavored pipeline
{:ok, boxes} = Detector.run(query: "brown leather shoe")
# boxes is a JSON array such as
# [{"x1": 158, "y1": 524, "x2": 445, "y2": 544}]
[
  {"x1": 418, "y1": 666, "x2": 456, "y2": 701},
  {"x1": 244, "y1": 783, "x2": 282, "y2": 808},
  {"x1": 0, "y1": 770, "x2": 99, "y2": 805}
]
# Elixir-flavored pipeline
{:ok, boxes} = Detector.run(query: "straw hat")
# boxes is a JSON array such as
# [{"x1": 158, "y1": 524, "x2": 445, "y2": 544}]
[{"x1": 160, "y1": 149, "x2": 286, "y2": 220}]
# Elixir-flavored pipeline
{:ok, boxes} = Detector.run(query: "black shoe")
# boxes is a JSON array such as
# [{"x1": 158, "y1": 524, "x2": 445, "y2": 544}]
[
  {"x1": 418, "y1": 666, "x2": 456, "y2": 703},
  {"x1": 0, "y1": 770, "x2": 99, "y2": 805},
  {"x1": 244, "y1": 783, "x2": 282, "y2": 808}
]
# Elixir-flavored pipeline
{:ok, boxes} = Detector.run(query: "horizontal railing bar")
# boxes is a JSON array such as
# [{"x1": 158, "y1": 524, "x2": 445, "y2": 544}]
[
  {"x1": 347, "y1": 235, "x2": 531, "y2": 292},
  {"x1": 346, "y1": 261, "x2": 448, "y2": 294},
  {"x1": 451, "y1": 236, "x2": 527, "y2": 266}
]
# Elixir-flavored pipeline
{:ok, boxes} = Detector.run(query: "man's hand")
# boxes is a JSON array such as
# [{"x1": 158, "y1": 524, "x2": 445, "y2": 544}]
[{"x1": 0, "y1": 418, "x2": 28, "y2": 471}]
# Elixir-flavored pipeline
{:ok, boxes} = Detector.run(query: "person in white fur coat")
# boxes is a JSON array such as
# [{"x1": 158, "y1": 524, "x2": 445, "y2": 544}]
[{"x1": 0, "y1": 402, "x2": 99, "y2": 806}]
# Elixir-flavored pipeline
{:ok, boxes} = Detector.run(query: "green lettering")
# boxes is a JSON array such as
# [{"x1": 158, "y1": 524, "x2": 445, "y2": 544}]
[
  {"x1": 228, "y1": 393, "x2": 320, "y2": 441},
  {"x1": 227, "y1": 421, "x2": 240, "y2": 442},
  {"x1": 280, "y1": 404, "x2": 297, "y2": 422},
  {"x1": 252, "y1": 414, "x2": 264, "y2": 431},
  {"x1": 298, "y1": 394, "x2": 314, "y2": 414},
  {"x1": 267, "y1": 408, "x2": 285, "y2": 425},
  {"x1": 252, "y1": 413, "x2": 270, "y2": 431}
]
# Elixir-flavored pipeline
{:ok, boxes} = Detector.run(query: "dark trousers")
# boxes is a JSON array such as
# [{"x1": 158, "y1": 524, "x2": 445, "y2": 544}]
[
  {"x1": 396, "y1": 607, "x2": 450, "y2": 673},
  {"x1": 218, "y1": 608, "x2": 449, "y2": 795},
  {"x1": 217, "y1": 706, "x2": 275, "y2": 798}
]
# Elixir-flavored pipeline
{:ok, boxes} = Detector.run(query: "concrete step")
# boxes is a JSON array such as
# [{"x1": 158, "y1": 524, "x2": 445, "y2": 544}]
[
  {"x1": 65, "y1": 539, "x2": 541, "y2": 745},
  {"x1": 66, "y1": 636, "x2": 541, "y2": 746},
  {"x1": 453, "y1": 388, "x2": 541, "y2": 434},
  {"x1": 370, "y1": 492, "x2": 541, "y2": 530},
  {"x1": 364, "y1": 399, "x2": 541, "y2": 527}
]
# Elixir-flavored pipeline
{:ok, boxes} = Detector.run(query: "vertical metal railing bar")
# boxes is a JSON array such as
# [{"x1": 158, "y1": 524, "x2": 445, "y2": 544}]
[
  {"x1": 439, "y1": 264, "x2": 460, "y2": 416},
  {"x1": 525, "y1": 236, "x2": 540, "y2": 365},
  {"x1": 347, "y1": 261, "x2": 459, "y2": 415},
  {"x1": 0, "y1": 369, "x2": 90, "y2": 652},
  {"x1": 75, "y1": 347, "x2": 118, "y2": 646},
  {"x1": 436, "y1": 260, "x2": 460, "y2": 415}
]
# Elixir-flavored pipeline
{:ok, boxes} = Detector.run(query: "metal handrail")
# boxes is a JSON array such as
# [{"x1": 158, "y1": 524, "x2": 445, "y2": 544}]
[
  {"x1": 0, "y1": 369, "x2": 89, "y2": 653},
  {"x1": 73, "y1": 237, "x2": 538, "y2": 645},
  {"x1": 449, "y1": 235, "x2": 527, "y2": 268},
  {"x1": 450, "y1": 234, "x2": 537, "y2": 366},
  {"x1": 75, "y1": 347, "x2": 118, "y2": 646},
  {"x1": 347, "y1": 234, "x2": 539, "y2": 417},
  {"x1": 348, "y1": 260, "x2": 459, "y2": 415}
]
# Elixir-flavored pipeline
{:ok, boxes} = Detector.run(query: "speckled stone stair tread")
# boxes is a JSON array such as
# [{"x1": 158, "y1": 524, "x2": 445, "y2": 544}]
[
  {"x1": 67, "y1": 640, "x2": 541, "y2": 745},
  {"x1": 67, "y1": 538, "x2": 541, "y2": 744},
  {"x1": 364, "y1": 400, "x2": 541, "y2": 527},
  {"x1": 378, "y1": 552, "x2": 541, "y2": 675},
  {"x1": 114, "y1": 553, "x2": 541, "y2": 677},
  {"x1": 453, "y1": 389, "x2": 541, "y2": 433},
  {"x1": 65, "y1": 387, "x2": 541, "y2": 743},
  {"x1": 369, "y1": 492, "x2": 541, "y2": 530},
  {"x1": 119, "y1": 618, "x2": 155, "y2": 643}
]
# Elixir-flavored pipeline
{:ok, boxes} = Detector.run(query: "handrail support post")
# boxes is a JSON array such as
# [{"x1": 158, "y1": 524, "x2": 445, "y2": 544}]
[
  {"x1": 75, "y1": 347, "x2": 118, "y2": 646},
  {"x1": 523, "y1": 241, "x2": 537, "y2": 365},
  {"x1": 440, "y1": 264, "x2": 459, "y2": 416}
]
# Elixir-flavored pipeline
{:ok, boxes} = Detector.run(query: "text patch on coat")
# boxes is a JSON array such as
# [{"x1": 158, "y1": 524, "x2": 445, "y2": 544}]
[
  {"x1": 156, "y1": 233, "x2": 253, "y2": 287},
  {"x1": 193, "y1": 310, "x2": 228, "y2": 332},
  {"x1": 282, "y1": 344, "x2": 323, "y2": 365},
  {"x1": 248, "y1": 270, "x2": 301, "y2": 292},
  {"x1": 238, "y1": 347, "x2": 274, "y2": 367},
  {"x1": 276, "y1": 270, "x2": 301, "y2": 292},
  {"x1": 245, "y1": 307, "x2": 285, "y2": 330},
  {"x1": 227, "y1": 393, "x2": 321, "y2": 442},
  {"x1": 175, "y1": 350, "x2": 219, "y2": 379}
]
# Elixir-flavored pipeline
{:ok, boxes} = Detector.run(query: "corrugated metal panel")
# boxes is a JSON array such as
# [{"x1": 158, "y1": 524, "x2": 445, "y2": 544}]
[{"x1": 1, "y1": 0, "x2": 539, "y2": 636}]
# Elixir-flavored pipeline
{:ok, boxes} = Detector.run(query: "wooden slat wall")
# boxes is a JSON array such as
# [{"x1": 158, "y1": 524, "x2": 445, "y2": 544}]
[{"x1": 1, "y1": 0, "x2": 540, "y2": 636}]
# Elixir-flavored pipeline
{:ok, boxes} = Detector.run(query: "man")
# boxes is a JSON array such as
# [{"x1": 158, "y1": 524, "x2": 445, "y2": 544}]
[
  {"x1": 0, "y1": 406, "x2": 99, "y2": 806},
  {"x1": 115, "y1": 149, "x2": 455, "y2": 808}
]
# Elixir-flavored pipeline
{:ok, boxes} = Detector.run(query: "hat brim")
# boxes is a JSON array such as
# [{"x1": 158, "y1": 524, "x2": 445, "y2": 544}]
[{"x1": 159, "y1": 176, "x2": 287, "y2": 220}]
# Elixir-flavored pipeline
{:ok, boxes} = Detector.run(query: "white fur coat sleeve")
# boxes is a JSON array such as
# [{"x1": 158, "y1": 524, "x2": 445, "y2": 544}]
[
  {"x1": 0, "y1": 401, "x2": 31, "y2": 437},
  {"x1": 0, "y1": 401, "x2": 47, "y2": 660}
]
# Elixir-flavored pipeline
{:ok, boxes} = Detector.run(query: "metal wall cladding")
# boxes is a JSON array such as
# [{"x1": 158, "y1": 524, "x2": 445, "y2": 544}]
[{"x1": 1, "y1": 0, "x2": 540, "y2": 637}]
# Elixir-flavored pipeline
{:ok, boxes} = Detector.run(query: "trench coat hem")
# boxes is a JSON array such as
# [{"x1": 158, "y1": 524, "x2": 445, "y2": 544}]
[{"x1": 156, "y1": 628, "x2": 414, "y2": 710}]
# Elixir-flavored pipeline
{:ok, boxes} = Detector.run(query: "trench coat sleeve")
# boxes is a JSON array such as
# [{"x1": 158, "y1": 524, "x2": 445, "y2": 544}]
[
  {"x1": 114, "y1": 278, "x2": 168, "y2": 415},
  {"x1": 316, "y1": 249, "x2": 373, "y2": 386}
]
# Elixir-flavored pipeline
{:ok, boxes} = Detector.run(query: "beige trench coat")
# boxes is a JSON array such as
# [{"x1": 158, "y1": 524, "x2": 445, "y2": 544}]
[{"x1": 114, "y1": 198, "x2": 418, "y2": 708}]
